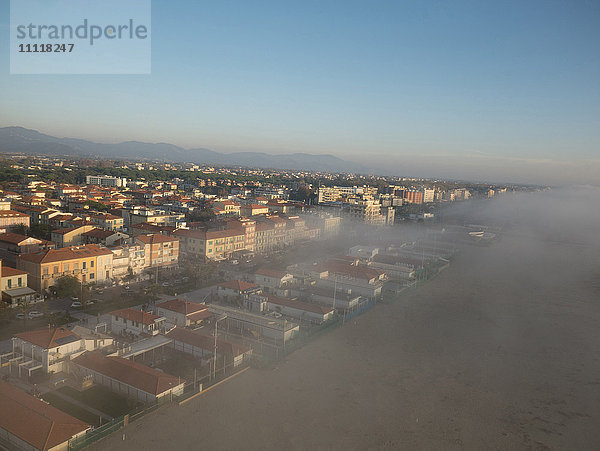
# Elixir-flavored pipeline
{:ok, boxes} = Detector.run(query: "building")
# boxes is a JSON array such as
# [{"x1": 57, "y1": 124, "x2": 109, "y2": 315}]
[
  {"x1": 0, "y1": 209, "x2": 30, "y2": 233},
  {"x1": 208, "y1": 304, "x2": 300, "y2": 346},
  {"x1": 240, "y1": 204, "x2": 269, "y2": 216},
  {"x1": 155, "y1": 299, "x2": 212, "y2": 327},
  {"x1": 11, "y1": 327, "x2": 88, "y2": 374},
  {"x1": 253, "y1": 268, "x2": 294, "y2": 289},
  {"x1": 173, "y1": 228, "x2": 245, "y2": 260},
  {"x1": 51, "y1": 225, "x2": 97, "y2": 248},
  {"x1": 216, "y1": 280, "x2": 261, "y2": 302},
  {"x1": 313, "y1": 262, "x2": 387, "y2": 299},
  {"x1": 348, "y1": 199, "x2": 385, "y2": 224},
  {"x1": 166, "y1": 328, "x2": 253, "y2": 367},
  {"x1": 264, "y1": 295, "x2": 335, "y2": 324},
  {"x1": 17, "y1": 244, "x2": 113, "y2": 292},
  {"x1": 110, "y1": 308, "x2": 166, "y2": 337},
  {"x1": 423, "y1": 188, "x2": 435, "y2": 203},
  {"x1": 109, "y1": 244, "x2": 148, "y2": 280},
  {"x1": 82, "y1": 228, "x2": 129, "y2": 247},
  {"x1": 85, "y1": 175, "x2": 127, "y2": 187},
  {"x1": 135, "y1": 234, "x2": 179, "y2": 269},
  {"x1": 86, "y1": 213, "x2": 124, "y2": 232},
  {"x1": 0, "y1": 380, "x2": 90, "y2": 451},
  {"x1": 72, "y1": 351, "x2": 184, "y2": 403},
  {"x1": 1, "y1": 263, "x2": 42, "y2": 307},
  {"x1": 0, "y1": 233, "x2": 45, "y2": 267}
]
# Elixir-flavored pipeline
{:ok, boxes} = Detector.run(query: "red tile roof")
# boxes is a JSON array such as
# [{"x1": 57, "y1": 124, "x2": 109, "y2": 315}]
[
  {"x1": 0, "y1": 380, "x2": 90, "y2": 451},
  {"x1": 110, "y1": 308, "x2": 161, "y2": 325},
  {"x1": 136, "y1": 234, "x2": 178, "y2": 245},
  {"x1": 18, "y1": 244, "x2": 113, "y2": 264},
  {"x1": 0, "y1": 232, "x2": 41, "y2": 245},
  {"x1": 166, "y1": 328, "x2": 251, "y2": 357},
  {"x1": 0, "y1": 210, "x2": 29, "y2": 218},
  {"x1": 15, "y1": 327, "x2": 80, "y2": 349},
  {"x1": 1, "y1": 266, "x2": 28, "y2": 277},
  {"x1": 217, "y1": 280, "x2": 260, "y2": 292},
  {"x1": 73, "y1": 351, "x2": 183, "y2": 396},
  {"x1": 156, "y1": 299, "x2": 208, "y2": 315}
]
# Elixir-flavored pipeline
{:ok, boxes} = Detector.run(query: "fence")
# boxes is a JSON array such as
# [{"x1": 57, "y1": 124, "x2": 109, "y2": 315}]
[
  {"x1": 68, "y1": 395, "x2": 172, "y2": 450},
  {"x1": 343, "y1": 298, "x2": 377, "y2": 321},
  {"x1": 69, "y1": 416, "x2": 124, "y2": 450}
]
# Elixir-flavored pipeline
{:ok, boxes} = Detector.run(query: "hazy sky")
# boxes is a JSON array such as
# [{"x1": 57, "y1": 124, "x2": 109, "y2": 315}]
[{"x1": 1, "y1": 0, "x2": 599, "y2": 184}]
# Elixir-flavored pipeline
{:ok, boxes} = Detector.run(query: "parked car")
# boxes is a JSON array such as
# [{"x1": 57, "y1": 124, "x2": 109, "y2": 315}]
[
  {"x1": 15, "y1": 313, "x2": 26, "y2": 320},
  {"x1": 70, "y1": 301, "x2": 82, "y2": 308},
  {"x1": 28, "y1": 311, "x2": 44, "y2": 319},
  {"x1": 71, "y1": 296, "x2": 79, "y2": 302}
]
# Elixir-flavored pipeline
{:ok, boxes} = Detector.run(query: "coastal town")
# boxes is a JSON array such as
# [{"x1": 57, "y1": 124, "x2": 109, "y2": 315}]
[{"x1": 0, "y1": 155, "x2": 515, "y2": 450}]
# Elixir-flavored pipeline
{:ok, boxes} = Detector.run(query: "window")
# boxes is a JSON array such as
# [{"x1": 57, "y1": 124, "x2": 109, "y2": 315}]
[
  {"x1": 89, "y1": 273, "x2": 95, "y2": 280},
  {"x1": 74, "y1": 262, "x2": 79, "y2": 270},
  {"x1": 83, "y1": 261, "x2": 87, "y2": 270},
  {"x1": 17, "y1": 277, "x2": 22, "y2": 287},
  {"x1": 53, "y1": 265, "x2": 59, "y2": 274},
  {"x1": 91, "y1": 260, "x2": 94, "y2": 268},
  {"x1": 7, "y1": 279, "x2": 11, "y2": 288},
  {"x1": 64, "y1": 264, "x2": 69, "y2": 271},
  {"x1": 43, "y1": 267, "x2": 48, "y2": 275}
]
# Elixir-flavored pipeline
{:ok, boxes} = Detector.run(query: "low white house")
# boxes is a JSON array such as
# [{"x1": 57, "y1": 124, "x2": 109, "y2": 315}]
[
  {"x1": 110, "y1": 308, "x2": 165, "y2": 336},
  {"x1": 11, "y1": 327, "x2": 84, "y2": 375},
  {"x1": 253, "y1": 268, "x2": 294, "y2": 289},
  {"x1": 9, "y1": 326, "x2": 113, "y2": 376},
  {"x1": 155, "y1": 299, "x2": 212, "y2": 327},
  {"x1": 216, "y1": 280, "x2": 261, "y2": 301}
]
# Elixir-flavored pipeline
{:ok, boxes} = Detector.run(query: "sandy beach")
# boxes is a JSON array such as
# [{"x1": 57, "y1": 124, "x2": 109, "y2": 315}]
[{"x1": 93, "y1": 227, "x2": 600, "y2": 450}]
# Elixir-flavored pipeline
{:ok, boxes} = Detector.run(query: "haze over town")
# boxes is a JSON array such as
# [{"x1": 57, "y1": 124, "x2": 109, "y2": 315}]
[{"x1": 1, "y1": 1, "x2": 599, "y2": 450}]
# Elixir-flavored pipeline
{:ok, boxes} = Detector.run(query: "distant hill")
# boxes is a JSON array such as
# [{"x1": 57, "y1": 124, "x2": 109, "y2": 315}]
[{"x1": 0, "y1": 126, "x2": 364, "y2": 173}]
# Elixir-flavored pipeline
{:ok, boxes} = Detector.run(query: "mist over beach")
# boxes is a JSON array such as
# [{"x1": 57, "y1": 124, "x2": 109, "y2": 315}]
[{"x1": 89, "y1": 186, "x2": 600, "y2": 450}]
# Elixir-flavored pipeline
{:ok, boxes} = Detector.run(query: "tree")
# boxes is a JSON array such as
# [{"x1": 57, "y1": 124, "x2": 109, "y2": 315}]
[
  {"x1": 28, "y1": 223, "x2": 54, "y2": 241},
  {"x1": 54, "y1": 276, "x2": 80, "y2": 298},
  {"x1": 12, "y1": 223, "x2": 29, "y2": 236}
]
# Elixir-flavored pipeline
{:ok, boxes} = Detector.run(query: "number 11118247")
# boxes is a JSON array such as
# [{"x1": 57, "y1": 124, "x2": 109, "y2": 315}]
[{"x1": 19, "y1": 43, "x2": 74, "y2": 52}]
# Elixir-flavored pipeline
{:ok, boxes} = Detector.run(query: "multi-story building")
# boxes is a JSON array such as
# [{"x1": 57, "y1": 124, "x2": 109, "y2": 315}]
[
  {"x1": 134, "y1": 234, "x2": 179, "y2": 269},
  {"x1": 348, "y1": 199, "x2": 385, "y2": 224},
  {"x1": 85, "y1": 175, "x2": 127, "y2": 187},
  {"x1": 110, "y1": 244, "x2": 148, "y2": 279},
  {"x1": 0, "y1": 209, "x2": 30, "y2": 233},
  {"x1": 423, "y1": 188, "x2": 435, "y2": 203},
  {"x1": 51, "y1": 225, "x2": 97, "y2": 248},
  {"x1": 240, "y1": 204, "x2": 269, "y2": 216},
  {"x1": 87, "y1": 213, "x2": 124, "y2": 232},
  {"x1": 17, "y1": 244, "x2": 114, "y2": 291},
  {"x1": 0, "y1": 233, "x2": 45, "y2": 267},
  {"x1": 173, "y1": 228, "x2": 245, "y2": 260},
  {"x1": 122, "y1": 207, "x2": 186, "y2": 230}
]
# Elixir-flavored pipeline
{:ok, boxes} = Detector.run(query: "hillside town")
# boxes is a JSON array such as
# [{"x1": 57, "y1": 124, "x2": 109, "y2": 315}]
[{"x1": 0, "y1": 155, "x2": 517, "y2": 450}]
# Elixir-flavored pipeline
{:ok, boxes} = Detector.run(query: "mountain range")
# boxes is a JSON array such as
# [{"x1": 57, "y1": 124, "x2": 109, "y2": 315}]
[{"x1": 0, "y1": 126, "x2": 364, "y2": 173}]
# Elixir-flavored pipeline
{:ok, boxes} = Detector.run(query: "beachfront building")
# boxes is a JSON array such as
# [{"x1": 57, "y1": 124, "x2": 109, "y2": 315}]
[
  {"x1": 110, "y1": 308, "x2": 166, "y2": 337},
  {"x1": 155, "y1": 299, "x2": 212, "y2": 327},
  {"x1": 72, "y1": 351, "x2": 184, "y2": 403},
  {"x1": 0, "y1": 380, "x2": 90, "y2": 451}
]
